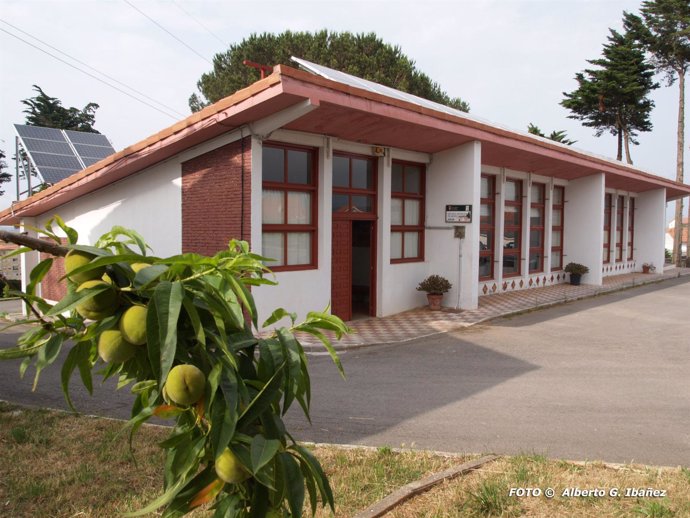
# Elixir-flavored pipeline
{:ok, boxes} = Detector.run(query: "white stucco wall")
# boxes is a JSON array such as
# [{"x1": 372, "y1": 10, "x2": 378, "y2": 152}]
[
  {"x1": 563, "y1": 173, "x2": 605, "y2": 285},
  {"x1": 424, "y1": 141, "x2": 481, "y2": 310},
  {"x1": 635, "y1": 188, "x2": 666, "y2": 270}
]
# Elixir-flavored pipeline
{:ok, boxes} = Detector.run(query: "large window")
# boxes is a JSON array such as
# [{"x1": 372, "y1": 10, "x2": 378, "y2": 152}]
[
  {"x1": 479, "y1": 175, "x2": 496, "y2": 280},
  {"x1": 529, "y1": 183, "x2": 545, "y2": 273},
  {"x1": 503, "y1": 178, "x2": 522, "y2": 277},
  {"x1": 603, "y1": 193, "x2": 612, "y2": 264},
  {"x1": 616, "y1": 195, "x2": 624, "y2": 262},
  {"x1": 627, "y1": 197, "x2": 635, "y2": 260},
  {"x1": 261, "y1": 143, "x2": 317, "y2": 270},
  {"x1": 391, "y1": 161, "x2": 424, "y2": 262},
  {"x1": 551, "y1": 186, "x2": 565, "y2": 271},
  {"x1": 332, "y1": 153, "x2": 376, "y2": 216}
]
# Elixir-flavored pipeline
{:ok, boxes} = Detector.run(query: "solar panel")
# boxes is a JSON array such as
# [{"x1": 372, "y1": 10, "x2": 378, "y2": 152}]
[{"x1": 14, "y1": 124, "x2": 116, "y2": 186}]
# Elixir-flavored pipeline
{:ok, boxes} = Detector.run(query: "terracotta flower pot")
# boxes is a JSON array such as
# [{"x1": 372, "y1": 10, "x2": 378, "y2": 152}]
[
  {"x1": 642, "y1": 265, "x2": 651, "y2": 274},
  {"x1": 427, "y1": 293, "x2": 443, "y2": 310}
]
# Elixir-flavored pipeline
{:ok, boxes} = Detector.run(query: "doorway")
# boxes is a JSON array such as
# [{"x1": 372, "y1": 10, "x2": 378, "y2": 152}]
[{"x1": 331, "y1": 220, "x2": 376, "y2": 321}]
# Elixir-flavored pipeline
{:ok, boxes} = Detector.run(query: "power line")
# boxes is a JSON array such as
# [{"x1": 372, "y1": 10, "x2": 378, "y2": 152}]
[
  {"x1": 172, "y1": 0, "x2": 227, "y2": 48},
  {"x1": 123, "y1": 0, "x2": 213, "y2": 65},
  {"x1": 0, "y1": 19, "x2": 186, "y2": 119},
  {"x1": 0, "y1": 25, "x2": 181, "y2": 121}
]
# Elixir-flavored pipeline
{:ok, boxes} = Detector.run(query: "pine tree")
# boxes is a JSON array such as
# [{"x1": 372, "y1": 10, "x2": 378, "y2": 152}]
[
  {"x1": 561, "y1": 26, "x2": 658, "y2": 163},
  {"x1": 22, "y1": 85, "x2": 100, "y2": 133},
  {"x1": 189, "y1": 30, "x2": 469, "y2": 113},
  {"x1": 625, "y1": 0, "x2": 690, "y2": 266},
  {"x1": 527, "y1": 123, "x2": 577, "y2": 145},
  {"x1": 0, "y1": 149, "x2": 11, "y2": 197}
]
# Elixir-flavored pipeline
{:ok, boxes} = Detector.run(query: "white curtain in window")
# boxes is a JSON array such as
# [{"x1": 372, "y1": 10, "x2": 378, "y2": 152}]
[
  {"x1": 262, "y1": 233, "x2": 284, "y2": 266},
  {"x1": 404, "y1": 199, "x2": 420, "y2": 225},
  {"x1": 390, "y1": 231, "x2": 402, "y2": 259},
  {"x1": 262, "y1": 190, "x2": 284, "y2": 224},
  {"x1": 287, "y1": 232, "x2": 310, "y2": 265},
  {"x1": 287, "y1": 191, "x2": 311, "y2": 224},
  {"x1": 391, "y1": 198, "x2": 403, "y2": 225},
  {"x1": 404, "y1": 232, "x2": 418, "y2": 258}
]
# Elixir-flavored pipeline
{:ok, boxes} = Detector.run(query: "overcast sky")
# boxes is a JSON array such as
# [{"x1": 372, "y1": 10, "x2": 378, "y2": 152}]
[{"x1": 0, "y1": 0, "x2": 686, "y2": 220}]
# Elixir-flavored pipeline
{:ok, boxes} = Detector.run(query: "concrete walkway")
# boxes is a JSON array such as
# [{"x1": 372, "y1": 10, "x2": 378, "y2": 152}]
[{"x1": 299, "y1": 266, "x2": 690, "y2": 350}]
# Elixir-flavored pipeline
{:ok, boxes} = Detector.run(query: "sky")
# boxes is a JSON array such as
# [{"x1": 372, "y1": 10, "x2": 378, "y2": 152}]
[{"x1": 0, "y1": 0, "x2": 686, "y2": 221}]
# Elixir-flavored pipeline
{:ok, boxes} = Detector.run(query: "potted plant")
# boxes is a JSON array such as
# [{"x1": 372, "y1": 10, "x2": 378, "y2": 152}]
[
  {"x1": 642, "y1": 262, "x2": 656, "y2": 274},
  {"x1": 564, "y1": 262, "x2": 589, "y2": 286},
  {"x1": 417, "y1": 275, "x2": 452, "y2": 310}
]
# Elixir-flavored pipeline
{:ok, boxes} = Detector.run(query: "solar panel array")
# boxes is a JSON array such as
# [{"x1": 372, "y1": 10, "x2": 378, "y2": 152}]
[{"x1": 14, "y1": 124, "x2": 115, "y2": 185}]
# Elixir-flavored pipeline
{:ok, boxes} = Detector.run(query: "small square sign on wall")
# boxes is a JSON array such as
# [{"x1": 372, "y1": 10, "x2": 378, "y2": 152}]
[{"x1": 445, "y1": 204, "x2": 472, "y2": 223}]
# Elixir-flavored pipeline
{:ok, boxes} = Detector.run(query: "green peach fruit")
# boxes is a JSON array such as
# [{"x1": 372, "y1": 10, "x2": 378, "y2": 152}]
[
  {"x1": 164, "y1": 364, "x2": 205, "y2": 406},
  {"x1": 65, "y1": 250, "x2": 105, "y2": 284},
  {"x1": 119, "y1": 305, "x2": 147, "y2": 345},
  {"x1": 215, "y1": 448, "x2": 250, "y2": 484},
  {"x1": 75, "y1": 280, "x2": 119, "y2": 320},
  {"x1": 98, "y1": 329, "x2": 137, "y2": 363}
]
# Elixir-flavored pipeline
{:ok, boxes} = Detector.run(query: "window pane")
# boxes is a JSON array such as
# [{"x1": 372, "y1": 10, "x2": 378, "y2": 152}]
[
  {"x1": 404, "y1": 232, "x2": 419, "y2": 258},
  {"x1": 480, "y1": 230, "x2": 493, "y2": 251},
  {"x1": 392, "y1": 163, "x2": 403, "y2": 192},
  {"x1": 352, "y1": 158, "x2": 373, "y2": 189},
  {"x1": 551, "y1": 250, "x2": 562, "y2": 269},
  {"x1": 602, "y1": 230, "x2": 608, "y2": 246},
  {"x1": 531, "y1": 184, "x2": 544, "y2": 204},
  {"x1": 287, "y1": 150, "x2": 311, "y2": 184},
  {"x1": 552, "y1": 209, "x2": 562, "y2": 226},
  {"x1": 262, "y1": 189, "x2": 284, "y2": 224},
  {"x1": 503, "y1": 254, "x2": 519, "y2": 275},
  {"x1": 390, "y1": 231, "x2": 402, "y2": 260},
  {"x1": 287, "y1": 191, "x2": 311, "y2": 224},
  {"x1": 505, "y1": 180, "x2": 520, "y2": 201},
  {"x1": 504, "y1": 230, "x2": 520, "y2": 250},
  {"x1": 481, "y1": 176, "x2": 492, "y2": 198},
  {"x1": 480, "y1": 203, "x2": 494, "y2": 225},
  {"x1": 530, "y1": 230, "x2": 543, "y2": 248},
  {"x1": 479, "y1": 256, "x2": 492, "y2": 278},
  {"x1": 552, "y1": 230, "x2": 562, "y2": 247},
  {"x1": 352, "y1": 195, "x2": 373, "y2": 213},
  {"x1": 262, "y1": 232, "x2": 284, "y2": 266},
  {"x1": 404, "y1": 199, "x2": 420, "y2": 225},
  {"x1": 404, "y1": 166, "x2": 421, "y2": 194},
  {"x1": 529, "y1": 253, "x2": 542, "y2": 271},
  {"x1": 504, "y1": 205, "x2": 520, "y2": 226},
  {"x1": 391, "y1": 198, "x2": 403, "y2": 225},
  {"x1": 333, "y1": 194, "x2": 349, "y2": 213},
  {"x1": 333, "y1": 156, "x2": 349, "y2": 187},
  {"x1": 530, "y1": 207, "x2": 543, "y2": 226},
  {"x1": 552, "y1": 187, "x2": 563, "y2": 205},
  {"x1": 263, "y1": 147, "x2": 284, "y2": 182},
  {"x1": 287, "y1": 232, "x2": 310, "y2": 265}
]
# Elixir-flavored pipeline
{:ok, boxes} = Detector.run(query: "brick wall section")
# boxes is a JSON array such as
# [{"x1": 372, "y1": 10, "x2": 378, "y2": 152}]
[
  {"x1": 181, "y1": 138, "x2": 252, "y2": 255},
  {"x1": 40, "y1": 238, "x2": 67, "y2": 301}
]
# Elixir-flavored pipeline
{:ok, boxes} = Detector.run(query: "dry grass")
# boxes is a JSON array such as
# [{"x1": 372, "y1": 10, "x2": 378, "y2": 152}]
[{"x1": 1, "y1": 403, "x2": 688, "y2": 518}]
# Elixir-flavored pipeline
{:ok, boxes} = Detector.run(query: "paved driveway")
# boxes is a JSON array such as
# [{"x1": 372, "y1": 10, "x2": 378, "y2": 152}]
[
  {"x1": 285, "y1": 277, "x2": 690, "y2": 466},
  {"x1": 1, "y1": 278, "x2": 688, "y2": 466}
]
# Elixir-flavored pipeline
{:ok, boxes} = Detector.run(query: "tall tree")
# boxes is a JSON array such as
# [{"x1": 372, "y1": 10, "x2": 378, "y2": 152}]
[
  {"x1": 0, "y1": 149, "x2": 11, "y2": 197},
  {"x1": 527, "y1": 123, "x2": 577, "y2": 145},
  {"x1": 625, "y1": 1, "x2": 690, "y2": 266},
  {"x1": 190, "y1": 30, "x2": 469, "y2": 113},
  {"x1": 22, "y1": 85, "x2": 100, "y2": 133},
  {"x1": 561, "y1": 26, "x2": 658, "y2": 163}
]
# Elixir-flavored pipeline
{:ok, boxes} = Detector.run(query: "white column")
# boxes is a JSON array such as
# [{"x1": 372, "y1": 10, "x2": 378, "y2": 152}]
[
  {"x1": 425, "y1": 140, "x2": 481, "y2": 309},
  {"x1": 250, "y1": 136, "x2": 263, "y2": 254},
  {"x1": 635, "y1": 188, "x2": 666, "y2": 270},
  {"x1": 563, "y1": 173, "x2": 605, "y2": 285},
  {"x1": 376, "y1": 151, "x2": 391, "y2": 316}
]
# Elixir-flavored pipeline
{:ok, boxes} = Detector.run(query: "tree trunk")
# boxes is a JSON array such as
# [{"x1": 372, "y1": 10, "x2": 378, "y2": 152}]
[
  {"x1": 674, "y1": 70, "x2": 686, "y2": 267},
  {"x1": 623, "y1": 127, "x2": 633, "y2": 165},
  {"x1": 0, "y1": 230, "x2": 68, "y2": 256},
  {"x1": 616, "y1": 123, "x2": 623, "y2": 162}
]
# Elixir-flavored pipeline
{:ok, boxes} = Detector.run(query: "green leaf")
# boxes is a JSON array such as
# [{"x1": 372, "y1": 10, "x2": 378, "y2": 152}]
[
  {"x1": 60, "y1": 342, "x2": 92, "y2": 411},
  {"x1": 250, "y1": 435, "x2": 281, "y2": 475},
  {"x1": 32, "y1": 334, "x2": 63, "y2": 391},
  {"x1": 280, "y1": 452, "x2": 305, "y2": 518},
  {"x1": 45, "y1": 283, "x2": 111, "y2": 316},
  {"x1": 212, "y1": 494, "x2": 242, "y2": 518},
  {"x1": 237, "y1": 362, "x2": 285, "y2": 429},
  {"x1": 292, "y1": 444, "x2": 335, "y2": 512},
  {"x1": 131, "y1": 379, "x2": 158, "y2": 394},
  {"x1": 182, "y1": 297, "x2": 205, "y2": 344},
  {"x1": 262, "y1": 308, "x2": 296, "y2": 328},
  {"x1": 210, "y1": 369, "x2": 238, "y2": 459},
  {"x1": 133, "y1": 264, "x2": 168, "y2": 289},
  {"x1": 147, "y1": 281, "x2": 184, "y2": 385},
  {"x1": 295, "y1": 325, "x2": 345, "y2": 379},
  {"x1": 27, "y1": 258, "x2": 54, "y2": 296}
]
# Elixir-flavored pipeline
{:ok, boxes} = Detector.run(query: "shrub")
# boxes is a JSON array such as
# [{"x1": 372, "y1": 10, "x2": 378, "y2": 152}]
[{"x1": 416, "y1": 275, "x2": 452, "y2": 294}]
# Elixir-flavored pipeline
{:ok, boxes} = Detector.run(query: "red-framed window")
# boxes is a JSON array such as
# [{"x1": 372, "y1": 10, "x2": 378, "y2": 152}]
[
  {"x1": 261, "y1": 143, "x2": 317, "y2": 271},
  {"x1": 529, "y1": 183, "x2": 545, "y2": 273},
  {"x1": 391, "y1": 160, "x2": 425, "y2": 262},
  {"x1": 627, "y1": 197, "x2": 635, "y2": 260},
  {"x1": 603, "y1": 193, "x2": 613, "y2": 264},
  {"x1": 616, "y1": 195, "x2": 624, "y2": 262},
  {"x1": 332, "y1": 153, "x2": 377, "y2": 218},
  {"x1": 479, "y1": 174, "x2": 496, "y2": 280},
  {"x1": 503, "y1": 178, "x2": 522, "y2": 277},
  {"x1": 551, "y1": 186, "x2": 565, "y2": 271}
]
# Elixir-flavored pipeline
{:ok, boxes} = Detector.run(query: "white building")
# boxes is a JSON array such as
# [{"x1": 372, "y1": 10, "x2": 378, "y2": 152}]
[{"x1": 1, "y1": 59, "x2": 688, "y2": 322}]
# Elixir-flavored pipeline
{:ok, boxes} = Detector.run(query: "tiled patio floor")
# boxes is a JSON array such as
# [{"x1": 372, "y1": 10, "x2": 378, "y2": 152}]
[{"x1": 298, "y1": 266, "x2": 690, "y2": 350}]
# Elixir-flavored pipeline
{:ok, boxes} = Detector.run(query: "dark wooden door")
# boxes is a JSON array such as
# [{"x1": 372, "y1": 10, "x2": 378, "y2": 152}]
[{"x1": 331, "y1": 220, "x2": 352, "y2": 321}]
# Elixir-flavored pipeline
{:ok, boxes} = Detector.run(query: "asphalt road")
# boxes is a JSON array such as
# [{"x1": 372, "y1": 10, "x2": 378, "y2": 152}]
[{"x1": 1, "y1": 277, "x2": 689, "y2": 466}]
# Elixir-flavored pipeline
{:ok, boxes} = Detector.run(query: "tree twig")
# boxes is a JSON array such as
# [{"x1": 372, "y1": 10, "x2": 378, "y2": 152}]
[{"x1": 0, "y1": 230, "x2": 69, "y2": 256}]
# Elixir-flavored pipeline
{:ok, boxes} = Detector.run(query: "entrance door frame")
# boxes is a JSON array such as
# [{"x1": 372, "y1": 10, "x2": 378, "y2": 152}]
[{"x1": 331, "y1": 152, "x2": 378, "y2": 320}]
